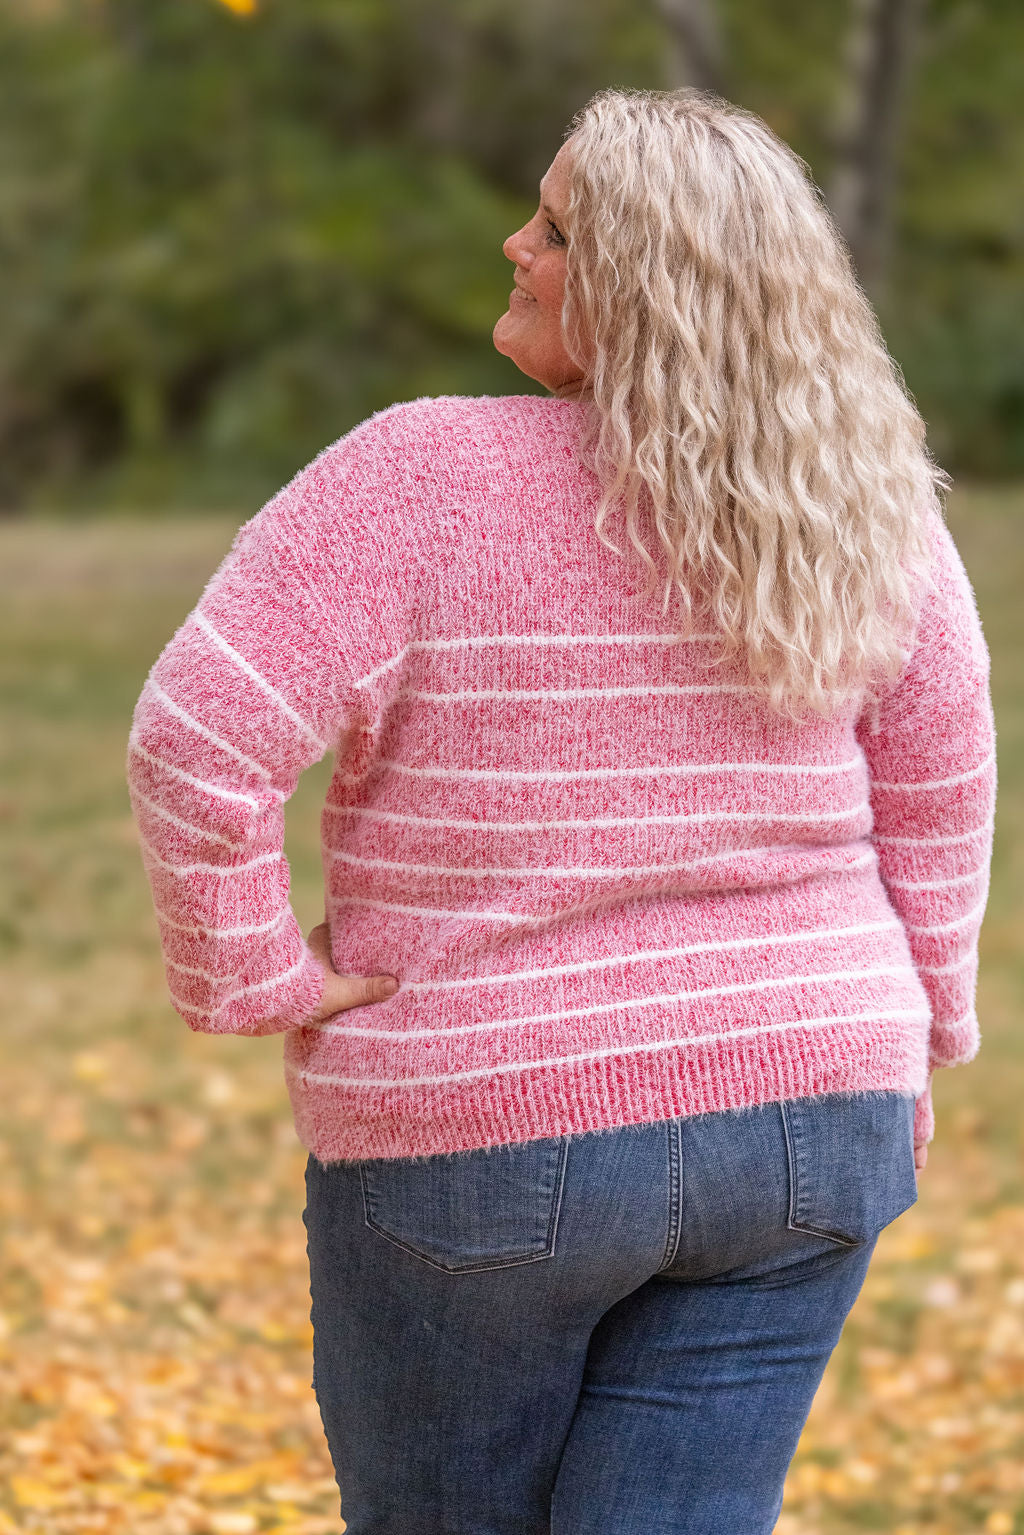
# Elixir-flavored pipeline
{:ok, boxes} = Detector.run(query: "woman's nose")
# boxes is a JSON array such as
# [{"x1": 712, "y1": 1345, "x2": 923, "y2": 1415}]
[{"x1": 503, "y1": 226, "x2": 532, "y2": 265}]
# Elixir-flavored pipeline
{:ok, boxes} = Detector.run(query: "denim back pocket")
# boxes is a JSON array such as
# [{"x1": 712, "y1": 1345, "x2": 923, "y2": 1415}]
[
  {"x1": 780, "y1": 1090, "x2": 918, "y2": 1248},
  {"x1": 358, "y1": 1134, "x2": 570, "y2": 1274}
]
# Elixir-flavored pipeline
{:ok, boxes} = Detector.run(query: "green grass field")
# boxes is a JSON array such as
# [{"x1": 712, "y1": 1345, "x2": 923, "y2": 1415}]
[{"x1": 1, "y1": 491, "x2": 1022, "y2": 1534}]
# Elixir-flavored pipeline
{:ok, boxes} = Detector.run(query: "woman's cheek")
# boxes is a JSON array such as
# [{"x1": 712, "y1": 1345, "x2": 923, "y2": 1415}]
[{"x1": 536, "y1": 266, "x2": 567, "y2": 312}]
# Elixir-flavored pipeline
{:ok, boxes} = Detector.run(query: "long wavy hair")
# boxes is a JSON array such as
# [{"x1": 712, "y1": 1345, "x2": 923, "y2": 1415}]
[{"x1": 558, "y1": 86, "x2": 948, "y2": 725}]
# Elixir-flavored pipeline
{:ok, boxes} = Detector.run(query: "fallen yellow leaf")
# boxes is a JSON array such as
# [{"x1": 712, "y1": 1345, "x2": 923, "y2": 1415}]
[{"x1": 10, "y1": 1477, "x2": 69, "y2": 1509}]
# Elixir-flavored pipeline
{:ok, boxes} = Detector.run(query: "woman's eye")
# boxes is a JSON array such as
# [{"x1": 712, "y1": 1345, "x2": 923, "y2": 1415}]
[{"x1": 545, "y1": 218, "x2": 566, "y2": 247}]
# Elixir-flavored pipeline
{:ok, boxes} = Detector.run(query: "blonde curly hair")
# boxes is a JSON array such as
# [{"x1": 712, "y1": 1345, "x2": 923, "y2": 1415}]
[{"x1": 559, "y1": 86, "x2": 948, "y2": 724}]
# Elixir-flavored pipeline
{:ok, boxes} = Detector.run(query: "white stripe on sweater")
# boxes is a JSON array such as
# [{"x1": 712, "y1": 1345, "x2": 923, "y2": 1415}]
[
  {"x1": 352, "y1": 629, "x2": 730, "y2": 689},
  {"x1": 171, "y1": 952, "x2": 308, "y2": 1020},
  {"x1": 193, "y1": 610, "x2": 327, "y2": 751},
  {"x1": 168, "y1": 917, "x2": 907, "y2": 990},
  {"x1": 917, "y1": 953, "x2": 977, "y2": 975},
  {"x1": 929, "y1": 1011, "x2": 974, "y2": 1037},
  {"x1": 130, "y1": 789, "x2": 241, "y2": 850},
  {"x1": 144, "y1": 678, "x2": 274, "y2": 784},
  {"x1": 326, "y1": 845, "x2": 878, "y2": 880},
  {"x1": 137, "y1": 832, "x2": 281, "y2": 878},
  {"x1": 335, "y1": 893, "x2": 536, "y2": 921},
  {"x1": 885, "y1": 866, "x2": 988, "y2": 893},
  {"x1": 322, "y1": 802, "x2": 871, "y2": 831},
  {"x1": 336, "y1": 754, "x2": 869, "y2": 783},
  {"x1": 397, "y1": 918, "x2": 908, "y2": 992},
  {"x1": 330, "y1": 860, "x2": 878, "y2": 922},
  {"x1": 127, "y1": 738, "x2": 264, "y2": 811},
  {"x1": 873, "y1": 819, "x2": 994, "y2": 848},
  {"x1": 871, "y1": 751, "x2": 996, "y2": 792},
  {"x1": 288, "y1": 1006, "x2": 933, "y2": 1089},
  {"x1": 167, "y1": 956, "x2": 230, "y2": 980},
  {"x1": 407, "y1": 682, "x2": 755, "y2": 703},
  {"x1": 314, "y1": 963, "x2": 921, "y2": 1040},
  {"x1": 152, "y1": 905, "x2": 290, "y2": 939},
  {"x1": 902, "y1": 891, "x2": 990, "y2": 935}
]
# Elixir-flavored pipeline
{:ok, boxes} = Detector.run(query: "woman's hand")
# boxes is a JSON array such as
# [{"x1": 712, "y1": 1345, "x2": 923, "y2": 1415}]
[
  {"x1": 913, "y1": 1139, "x2": 928, "y2": 1174},
  {"x1": 303, "y1": 921, "x2": 399, "y2": 1023}
]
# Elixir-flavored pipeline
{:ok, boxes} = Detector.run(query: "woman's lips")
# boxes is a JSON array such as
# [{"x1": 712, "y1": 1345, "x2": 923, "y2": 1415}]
[{"x1": 510, "y1": 287, "x2": 536, "y2": 304}]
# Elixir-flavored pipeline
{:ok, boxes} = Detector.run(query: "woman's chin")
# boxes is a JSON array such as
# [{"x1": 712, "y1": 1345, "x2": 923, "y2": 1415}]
[{"x1": 492, "y1": 312, "x2": 527, "y2": 363}]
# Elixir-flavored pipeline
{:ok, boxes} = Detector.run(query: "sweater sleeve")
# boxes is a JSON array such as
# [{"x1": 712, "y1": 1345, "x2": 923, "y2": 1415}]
[
  {"x1": 855, "y1": 502, "x2": 997, "y2": 1145},
  {"x1": 125, "y1": 412, "x2": 412, "y2": 1037}
]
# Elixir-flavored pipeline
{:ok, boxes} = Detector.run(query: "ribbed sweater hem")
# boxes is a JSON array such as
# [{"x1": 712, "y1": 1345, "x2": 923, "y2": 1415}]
[{"x1": 287, "y1": 1015, "x2": 929, "y2": 1164}]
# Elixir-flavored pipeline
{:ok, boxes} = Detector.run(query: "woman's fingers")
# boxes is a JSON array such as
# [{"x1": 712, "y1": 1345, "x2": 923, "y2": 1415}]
[
  {"x1": 304, "y1": 922, "x2": 399, "y2": 1021},
  {"x1": 306, "y1": 921, "x2": 333, "y2": 965},
  {"x1": 913, "y1": 1142, "x2": 928, "y2": 1173},
  {"x1": 315, "y1": 969, "x2": 400, "y2": 1018}
]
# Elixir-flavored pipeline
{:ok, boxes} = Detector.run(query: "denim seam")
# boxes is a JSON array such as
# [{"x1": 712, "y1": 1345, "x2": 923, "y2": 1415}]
[
  {"x1": 546, "y1": 1135, "x2": 570, "y2": 1259},
  {"x1": 656, "y1": 1117, "x2": 683, "y2": 1273}
]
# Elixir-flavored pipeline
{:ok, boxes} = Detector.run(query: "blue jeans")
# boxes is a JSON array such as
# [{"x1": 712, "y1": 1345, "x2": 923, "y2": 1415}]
[{"x1": 303, "y1": 1090, "x2": 918, "y2": 1534}]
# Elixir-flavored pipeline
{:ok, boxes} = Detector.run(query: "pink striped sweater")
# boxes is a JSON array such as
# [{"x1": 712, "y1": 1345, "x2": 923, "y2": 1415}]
[{"x1": 126, "y1": 394, "x2": 997, "y2": 1163}]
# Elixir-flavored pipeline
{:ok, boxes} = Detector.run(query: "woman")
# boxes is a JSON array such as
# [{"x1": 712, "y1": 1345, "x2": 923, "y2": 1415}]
[{"x1": 127, "y1": 88, "x2": 996, "y2": 1533}]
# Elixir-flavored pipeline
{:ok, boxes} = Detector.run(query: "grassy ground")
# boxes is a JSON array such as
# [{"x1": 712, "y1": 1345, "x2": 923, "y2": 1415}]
[{"x1": 0, "y1": 491, "x2": 1022, "y2": 1534}]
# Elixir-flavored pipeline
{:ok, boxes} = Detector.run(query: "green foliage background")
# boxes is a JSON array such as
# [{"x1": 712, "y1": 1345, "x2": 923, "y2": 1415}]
[{"x1": 1, "y1": 0, "x2": 1021, "y2": 514}]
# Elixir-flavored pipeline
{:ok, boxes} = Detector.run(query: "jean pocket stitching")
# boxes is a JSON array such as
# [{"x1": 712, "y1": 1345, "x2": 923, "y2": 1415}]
[
  {"x1": 358, "y1": 1137, "x2": 570, "y2": 1275},
  {"x1": 545, "y1": 1134, "x2": 570, "y2": 1257},
  {"x1": 780, "y1": 1098, "x2": 864, "y2": 1248},
  {"x1": 781, "y1": 1093, "x2": 919, "y2": 1250}
]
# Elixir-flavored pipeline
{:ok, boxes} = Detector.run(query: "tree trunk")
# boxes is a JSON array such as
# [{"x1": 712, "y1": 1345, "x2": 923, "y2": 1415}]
[
  {"x1": 826, "y1": 0, "x2": 928, "y2": 301},
  {"x1": 653, "y1": 0, "x2": 727, "y2": 95}
]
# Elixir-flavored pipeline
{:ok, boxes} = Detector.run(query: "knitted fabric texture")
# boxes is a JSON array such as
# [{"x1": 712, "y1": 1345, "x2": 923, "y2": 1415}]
[{"x1": 126, "y1": 394, "x2": 997, "y2": 1163}]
